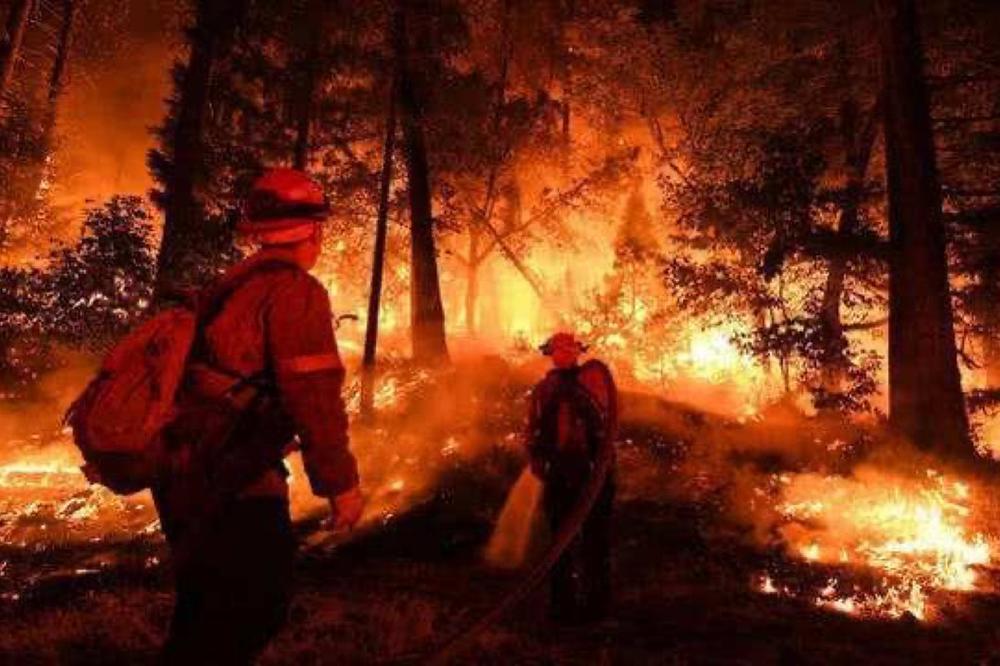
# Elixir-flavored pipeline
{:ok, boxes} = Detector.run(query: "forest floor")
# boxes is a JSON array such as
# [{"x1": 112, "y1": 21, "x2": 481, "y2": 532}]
[{"x1": 3, "y1": 361, "x2": 1000, "y2": 665}]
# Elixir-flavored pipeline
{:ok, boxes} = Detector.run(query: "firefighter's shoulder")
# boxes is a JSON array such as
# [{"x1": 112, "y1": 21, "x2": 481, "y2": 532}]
[{"x1": 264, "y1": 264, "x2": 331, "y2": 303}]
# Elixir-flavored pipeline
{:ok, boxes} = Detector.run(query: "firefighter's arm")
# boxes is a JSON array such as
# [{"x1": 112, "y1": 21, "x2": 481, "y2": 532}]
[{"x1": 267, "y1": 274, "x2": 360, "y2": 499}]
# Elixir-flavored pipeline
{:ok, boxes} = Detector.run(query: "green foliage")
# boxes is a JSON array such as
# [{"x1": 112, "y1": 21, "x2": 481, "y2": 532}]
[
  {"x1": 0, "y1": 196, "x2": 156, "y2": 389},
  {"x1": 649, "y1": 2, "x2": 887, "y2": 413},
  {"x1": 44, "y1": 196, "x2": 157, "y2": 350},
  {"x1": 0, "y1": 266, "x2": 51, "y2": 387}
]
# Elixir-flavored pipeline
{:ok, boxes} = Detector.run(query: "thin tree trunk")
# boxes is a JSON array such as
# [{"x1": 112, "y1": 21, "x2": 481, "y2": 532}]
[
  {"x1": 876, "y1": 0, "x2": 972, "y2": 454},
  {"x1": 360, "y1": 78, "x2": 398, "y2": 420},
  {"x1": 986, "y1": 318, "x2": 1000, "y2": 387},
  {"x1": 47, "y1": 0, "x2": 77, "y2": 108},
  {"x1": 0, "y1": 0, "x2": 31, "y2": 102},
  {"x1": 155, "y1": 0, "x2": 247, "y2": 295},
  {"x1": 15, "y1": 0, "x2": 78, "y2": 222},
  {"x1": 292, "y1": 0, "x2": 326, "y2": 170},
  {"x1": 477, "y1": 215, "x2": 545, "y2": 297},
  {"x1": 980, "y1": 263, "x2": 1000, "y2": 387},
  {"x1": 465, "y1": 228, "x2": 481, "y2": 334},
  {"x1": 395, "y1": 4, "x2": 449, "y2": 363},
  {"x1": 819, "y1": 99, "x2": 878, "y2": 397}
]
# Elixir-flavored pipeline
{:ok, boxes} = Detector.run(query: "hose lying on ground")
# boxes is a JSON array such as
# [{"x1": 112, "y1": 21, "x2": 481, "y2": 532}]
[
  {"x1": 427, "y1": 447, "x2": 613, "y2": 664},
  {"x1": 397, "y1": 361, "x2": 618, "y2": 666}
]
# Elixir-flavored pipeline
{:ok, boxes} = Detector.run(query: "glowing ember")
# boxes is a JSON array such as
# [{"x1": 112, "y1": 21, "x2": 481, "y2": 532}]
[{"x1": 0, "y1": 460, "x2": 84, "y2": 488}]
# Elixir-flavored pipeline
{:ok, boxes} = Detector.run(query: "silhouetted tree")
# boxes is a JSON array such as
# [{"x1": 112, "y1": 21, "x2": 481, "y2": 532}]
[
  {"x1": 150, "y1": 0, "x2": 249, "y2": 294},
  {"x1": 876, "y1": 0, "x2": 971, "y2": 454}
]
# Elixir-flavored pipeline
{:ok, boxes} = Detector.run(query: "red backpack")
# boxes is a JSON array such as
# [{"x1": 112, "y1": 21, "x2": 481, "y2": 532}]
[
  {"x1": 66, "y1": 305, "x2": 197, "y2": 494},
  {"x1": 65, "y1": 262, "x2": 286, "y2": 495},
  {"x1": 534, "y1": 360, "x2": 617, "y2": 480}
]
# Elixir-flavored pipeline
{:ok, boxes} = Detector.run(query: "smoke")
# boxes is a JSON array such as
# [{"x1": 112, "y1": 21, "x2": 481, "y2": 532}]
[{"x1": 46, "y1": 2, "x2": 175, "y2": 243}]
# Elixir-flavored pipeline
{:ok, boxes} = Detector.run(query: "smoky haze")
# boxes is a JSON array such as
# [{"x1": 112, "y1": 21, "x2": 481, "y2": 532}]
[{"x1": 50, "y1": 0, "x2": 175, "y2": 227}]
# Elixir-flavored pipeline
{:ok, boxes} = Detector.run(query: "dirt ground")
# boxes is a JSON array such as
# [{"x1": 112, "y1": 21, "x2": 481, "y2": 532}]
[{"x1": 3, "y1": 371, "x2": 1000, "y2": 665}]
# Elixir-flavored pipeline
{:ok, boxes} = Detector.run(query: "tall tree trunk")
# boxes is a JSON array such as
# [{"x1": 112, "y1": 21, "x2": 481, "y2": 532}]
[
  {"x1": 0, "y1": 0, "x2": 31, "y2": 102},
  {"x1": 291, "y1": 0, "x2": 326, "y2": 170},
  {"x1": 155, "y1": 0, "x2": 247, "y2": 295},
  {"x1": 47, "y1": 0, "x2": 77, "y2": 108},
  {"x1": 15, "y1": 0, "x2": 78, "y2": 223},
  {"x1": 465, "y1": 228, "x2": 481, "y2": 335},
  {"x1": 360, "y1": 79, "x2": 398, "y2": 420},
  {"x1": 876, "y1": 0, "x2": 972, "y2": 454},
  {"x1": 986, "y1": 321, "x2": 1000, "y2": 388},
  {"x1": 395, "y1": 4, "x2": 449, "y2": 363}
]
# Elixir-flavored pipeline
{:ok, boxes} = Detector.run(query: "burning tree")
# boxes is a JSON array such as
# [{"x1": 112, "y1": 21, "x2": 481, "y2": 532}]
[
  {"x1": 577, "y1": 185, "x2": 682, "y2": 384},
  {"x1": 2, "y1": 1, "x2": 1000, "y2": 661},
  {"x1": 645, "y1": 1, "x2": 887, "y2": 412}
]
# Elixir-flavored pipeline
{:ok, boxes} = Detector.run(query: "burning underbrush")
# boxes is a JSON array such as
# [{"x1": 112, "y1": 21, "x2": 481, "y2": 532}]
[
  {"x1": 0, "y1": 436, "x2": 161, "y2": 604},
  {"x1": 668, "y1": 405, "x2": 1000, "y2": 624},
  {"x1": 753, "y1": 467, "x2": 994, "y2": 621},
  {"x1": 0, "y1": 356, "x2": 529, "y2": 604},
  {"x1": 2, "y1": 352, "x2": 1000, "y2": 653}
]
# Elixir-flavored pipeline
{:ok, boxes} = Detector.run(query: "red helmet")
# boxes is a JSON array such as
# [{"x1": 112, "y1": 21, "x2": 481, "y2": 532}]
[
  {"x1": 237, "y1": 168, "x2": 330, "y2": 243},
  {"x1": 539, "y1": 332, "x2": 589, "y2": 356}
]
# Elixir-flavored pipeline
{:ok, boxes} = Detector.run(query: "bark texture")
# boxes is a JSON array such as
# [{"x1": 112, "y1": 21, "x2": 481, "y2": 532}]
[
  {"x1": 876, "y1": 0, "x2": 971, "y2": 454},
  {"x1": 291, "y1": 0, "x2": 328, "y2": 170},
  {"x1": 394, "y1": 4, "x2": 449, "y2": 363},
  {"x1": 155, "y1": 0, "x2": 247, "y2": 295}
]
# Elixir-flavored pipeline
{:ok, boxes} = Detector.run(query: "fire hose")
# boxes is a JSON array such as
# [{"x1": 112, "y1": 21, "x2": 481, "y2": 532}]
[{"x1": 395, "y1": 362, "x2": 618, "y2": 665}]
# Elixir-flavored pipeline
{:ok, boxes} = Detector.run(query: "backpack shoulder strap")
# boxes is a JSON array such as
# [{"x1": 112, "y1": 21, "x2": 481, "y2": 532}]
[
  {"x1": 196, "y1": 259, "x2": 301, "y2": 330},
  {"x1": 189, "y1": 259, "x2": 302, "y2": 382}
]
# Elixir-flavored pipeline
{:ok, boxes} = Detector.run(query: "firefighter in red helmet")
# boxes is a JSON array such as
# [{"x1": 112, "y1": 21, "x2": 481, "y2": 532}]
[
  {"x1": 525, "y1": 332, "x2": 618, "y2": 623},
  {"x1": 154, "y1": 168, "x2": 363, "y2": 664}
]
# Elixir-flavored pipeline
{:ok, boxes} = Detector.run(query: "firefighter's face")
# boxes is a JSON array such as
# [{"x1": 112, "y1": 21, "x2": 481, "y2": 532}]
[
  {"x1": 550, "y1": 342, "x2": 580, "y2": 369},
  {"x1": 301, "y1": 225, "x2": 323, "y2": 269}
]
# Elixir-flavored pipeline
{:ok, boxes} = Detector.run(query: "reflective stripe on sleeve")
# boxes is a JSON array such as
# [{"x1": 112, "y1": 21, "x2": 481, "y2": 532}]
[{"x1": 275, "y1": 352, "x2": 343, "y2": 376}]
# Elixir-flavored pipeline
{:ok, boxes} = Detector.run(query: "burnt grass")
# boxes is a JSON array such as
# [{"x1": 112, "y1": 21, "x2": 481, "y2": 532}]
[{"x1": 3, "y1": 383, "x2": 1000, "y2": 665}]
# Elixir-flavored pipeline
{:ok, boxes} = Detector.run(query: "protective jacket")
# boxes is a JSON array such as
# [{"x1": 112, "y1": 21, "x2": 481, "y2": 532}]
[
  {"x1": 523, "y1": 359, "x2": 618, "y2": 622},
  {"x1": 524, "y1": 362, "x2": 617, "y2": 484},
  {"x1": 155, "y1": 252, "x2": 358, "y2": 530}
]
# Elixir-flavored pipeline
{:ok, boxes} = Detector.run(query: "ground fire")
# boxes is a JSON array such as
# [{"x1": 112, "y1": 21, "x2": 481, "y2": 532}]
[{"x1": 1, "y1": 0, "x2": 1000, "y2": 664}]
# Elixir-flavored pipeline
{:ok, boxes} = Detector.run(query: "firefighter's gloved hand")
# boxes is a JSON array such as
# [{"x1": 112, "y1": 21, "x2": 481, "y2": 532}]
[{"x1": 325, "y1": 485, "x2": 364, "y2": 532}]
